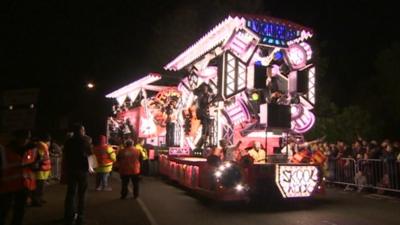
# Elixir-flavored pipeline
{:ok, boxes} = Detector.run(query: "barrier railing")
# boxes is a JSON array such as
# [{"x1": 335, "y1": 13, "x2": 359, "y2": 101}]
[
  {"x1": 50, "y1": 155, "x2": 62, "y2": 181},
  {"x1": 326, "y1": 158, "x2": 400, "y2": 193}
]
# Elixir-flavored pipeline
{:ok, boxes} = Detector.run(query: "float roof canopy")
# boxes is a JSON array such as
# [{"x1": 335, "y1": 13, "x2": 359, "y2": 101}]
[{"x1": 164, "y1": 13, "x2": 313, "y2": 71}]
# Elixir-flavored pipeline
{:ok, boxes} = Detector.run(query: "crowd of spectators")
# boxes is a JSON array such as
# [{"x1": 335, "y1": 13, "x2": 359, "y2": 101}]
[{"x1": 307, "y1": 137, "x2": 400, "y2": 193}]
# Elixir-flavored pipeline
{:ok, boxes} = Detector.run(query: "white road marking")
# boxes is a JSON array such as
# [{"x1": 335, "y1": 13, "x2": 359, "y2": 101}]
[
  {"x1": 365, "y1": 194, "x2": 400, "y2": 201},
  {"x1": 137, "y1": 198, "x2": 159, "y2": 225},
  {"x1": 124, "y1": 177, "x2": 159, "y2": 225},
  {"x1": 321, "y1": 220, "x2": 338, "y2": 225}
]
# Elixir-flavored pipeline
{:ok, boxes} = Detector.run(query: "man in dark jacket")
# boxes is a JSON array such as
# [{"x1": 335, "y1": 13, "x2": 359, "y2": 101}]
[{"x1": 63, "y1": 124, "x2": 92, "y2": 225}]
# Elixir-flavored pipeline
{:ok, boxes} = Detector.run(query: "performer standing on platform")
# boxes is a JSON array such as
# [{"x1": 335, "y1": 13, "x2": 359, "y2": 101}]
[
  {"x1": 248, "y1": 141, "x2": 267, "y2": 164},
  {"x1": 220, "y1": 140, "x2": 243, "y2": 162},
  {"x1": 194, "y1": 83, "x2": 215, "y2": 148},
  {"x1": 165, "y1": 98, "x2": 177, "y2": 147}
]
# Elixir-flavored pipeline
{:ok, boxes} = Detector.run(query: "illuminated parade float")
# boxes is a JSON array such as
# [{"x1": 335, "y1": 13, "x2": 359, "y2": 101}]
[{"x1": 106, "y1": 14, "x2": 324, "y2": 201}]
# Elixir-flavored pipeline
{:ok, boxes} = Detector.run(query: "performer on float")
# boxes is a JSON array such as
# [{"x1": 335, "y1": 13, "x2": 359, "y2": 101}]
[
  {"x1": 280, "y1": 138, "x2": 297, "y2": 161},
  {"x1": 220, "y1": 140, "x2": 243, "y2": 162},
  {"x1": 193, "y1": 83, "x2": 215, "y2": 148},
  {"x1": 248, "y1": 141, "x2": 267, "y2": 164},
  {"x1": 165, "y1": 97, "x2": 178, "y2": 146},
  {"x1": 206, "y1": 146, "x2": 223, "y2": 167},
  {"x1": 288, "y1": 136, "x2": 326, "y2": 164}
]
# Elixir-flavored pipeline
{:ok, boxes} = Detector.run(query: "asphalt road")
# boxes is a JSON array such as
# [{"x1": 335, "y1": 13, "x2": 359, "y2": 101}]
[
  {"x1": 24, "y1": 174, "x2": 151, "y2": 225},
  {"x1": 139, "y1": 177, "x2": 400, "y2": 225}
]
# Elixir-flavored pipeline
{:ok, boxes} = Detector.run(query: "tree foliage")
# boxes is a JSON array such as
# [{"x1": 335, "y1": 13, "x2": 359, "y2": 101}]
[{"x1": 307, "y1": 103, "x2": 377, "y2": 143}]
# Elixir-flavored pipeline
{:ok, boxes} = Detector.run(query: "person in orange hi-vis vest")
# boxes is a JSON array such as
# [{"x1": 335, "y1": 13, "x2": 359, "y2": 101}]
[
  {"x1": 117, "y1": 139, "x2": 142, "y2": 199},
  {"x1": 0, "y1": 130, "x2": 37, "y2": 225},
  {"x1": 93, "y1": 135, "x2": 116, "y2": 191},
  {"x1": 31, "y1": 133, "x2": 52, "y2": 207}
]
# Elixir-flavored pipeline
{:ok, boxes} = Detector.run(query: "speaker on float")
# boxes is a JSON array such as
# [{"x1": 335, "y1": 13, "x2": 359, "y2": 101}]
[
  {"x1": 296, "y1": 69, "x2": 308, "y2": 94},
  {"x1": 266, "y1": 104, "x2": 291, "y2": 130},
  {"x1": 254, "y1": 65, "x2": 267, "y2": 89}
]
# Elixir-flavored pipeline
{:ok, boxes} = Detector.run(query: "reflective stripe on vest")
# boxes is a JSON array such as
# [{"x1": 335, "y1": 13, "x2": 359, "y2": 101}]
[{"x1": 94, "y1": 146, "x2": 113, "y2": 166}]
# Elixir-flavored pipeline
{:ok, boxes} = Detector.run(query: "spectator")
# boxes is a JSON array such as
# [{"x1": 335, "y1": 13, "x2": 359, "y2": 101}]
[
  {"x1": 368, "y1": 141, "x2": 381, "y2": 159},
  {"x1": 63, "y1": 124, "x2": 92, "y2": 225},
  {"x1": 354, "y1": 169, "x2": 367, "y2": 192},
  {"x1": 392, "y1": 141, "x2": 400, "y2": 161},
  {"x1": 353, "y1": 141, "x2": 366, "y2": 160},
  {"x1": 93, "y1": 135, "x2": 116, "y2": 191},
  {"x1": 381, "y1": 141, "x2": 396, "y2": 189}
]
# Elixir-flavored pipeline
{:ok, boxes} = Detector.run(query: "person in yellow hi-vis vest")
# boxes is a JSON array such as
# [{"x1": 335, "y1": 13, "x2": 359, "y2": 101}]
[
  {"x1": 135, "y1": 138, "x2": 148, "y2": 175},
  {"x1": 93, "y1": 135, "x2": 116, "y2": 191},
  {"x1": 32, "y1": 134, "x2": 52, "y2": 206}
]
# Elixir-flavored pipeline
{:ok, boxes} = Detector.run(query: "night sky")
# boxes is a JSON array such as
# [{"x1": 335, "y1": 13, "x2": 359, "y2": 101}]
[{"x1": 1, "y1": 0, "x2": 398, "y2": 138}]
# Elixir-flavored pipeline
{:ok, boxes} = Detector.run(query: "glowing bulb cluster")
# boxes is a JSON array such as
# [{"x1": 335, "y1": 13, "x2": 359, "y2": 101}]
[{"x1": 214, "y1": 161, "x2": 233, "y2": 178}]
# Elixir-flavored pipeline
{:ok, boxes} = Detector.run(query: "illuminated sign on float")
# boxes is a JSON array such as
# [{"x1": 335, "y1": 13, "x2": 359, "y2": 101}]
[
  {"x1": 169, "y1": 146, "x2": 191, "y2": 156},
  {"x1": 275, "y1": 165, "x2": 319, "y2": 198},
  {"x1": 246, "y1": 19, "x2": 312, "y2": 47}
]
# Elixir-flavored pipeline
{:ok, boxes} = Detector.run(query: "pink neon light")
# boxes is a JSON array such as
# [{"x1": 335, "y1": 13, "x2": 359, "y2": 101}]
[
  {"x1": 106, "y1": 73, "x2": 161, "y2": 98},
  {"x1": 164, "y1": 16, "x2": 246, "y2": 71},
  {"x1": 225, "y1": 98, "x2": 250, "y2": 125},
  {"x1": 287, "y1": 30, "x2": 313, "y2": 45},
  {"x1": 178, "y1": 77, "x2": 190, "y2": 96},
  {"x1": 271, "y1": 64, "x2": 280, "y2": 76}
]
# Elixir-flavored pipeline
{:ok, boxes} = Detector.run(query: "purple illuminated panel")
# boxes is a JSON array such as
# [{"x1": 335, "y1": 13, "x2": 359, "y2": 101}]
[
  {"x1": 224, "y1": 98, "x2": 251, "y2": 125},
  {"x1": 291, "y1": 104, "x2": 316, "y2": 133}
]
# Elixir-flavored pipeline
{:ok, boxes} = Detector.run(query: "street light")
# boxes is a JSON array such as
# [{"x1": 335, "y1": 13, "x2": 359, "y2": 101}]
[{"x1": 87, "y1": 82, "x2": 95, "y2": 89}]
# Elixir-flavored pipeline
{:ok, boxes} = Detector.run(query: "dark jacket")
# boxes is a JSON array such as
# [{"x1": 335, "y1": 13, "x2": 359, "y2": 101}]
[{"x1": 63, "y1": 135, "x2": 92, "y2": 176}]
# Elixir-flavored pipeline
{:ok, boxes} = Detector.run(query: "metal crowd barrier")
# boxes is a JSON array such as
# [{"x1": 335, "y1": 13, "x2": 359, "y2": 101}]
[
  {"x1": 50, "y1": 155, "x2": 62, "y2": 181},
  {"x1": 326, "y1": 158, "x2": 400, "y2": 193}
]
